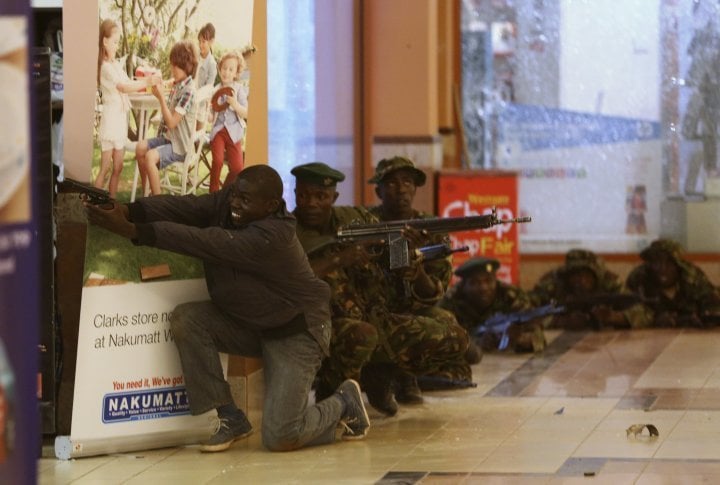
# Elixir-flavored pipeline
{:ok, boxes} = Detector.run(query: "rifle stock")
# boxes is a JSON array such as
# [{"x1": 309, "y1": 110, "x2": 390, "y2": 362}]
[{"x1": 337, "y1": 207, "x2": 531, "y2": 269}]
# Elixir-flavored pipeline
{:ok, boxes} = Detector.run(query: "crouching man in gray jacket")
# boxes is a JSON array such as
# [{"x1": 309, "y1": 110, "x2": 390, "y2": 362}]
[{"x1": 85, "y1": 165, "x2": 370, "y2": 452}]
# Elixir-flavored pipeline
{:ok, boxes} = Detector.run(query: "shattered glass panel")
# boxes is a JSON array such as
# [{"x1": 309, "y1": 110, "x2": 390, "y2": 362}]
[{"x1": 462, "y1": 0, "x2": 717, "y2": 253}]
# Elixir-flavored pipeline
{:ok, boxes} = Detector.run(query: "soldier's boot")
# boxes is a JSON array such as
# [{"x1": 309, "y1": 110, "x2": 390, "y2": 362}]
[
  {"x1": 465, "y1": 339, "x2": 483, "y2": 364},
  {"x1": 360, "y1": 364, "x2": 398, "y2": 416},
  {"x1": 394, "y1": 370, "x2": 424, "y2": 405}
]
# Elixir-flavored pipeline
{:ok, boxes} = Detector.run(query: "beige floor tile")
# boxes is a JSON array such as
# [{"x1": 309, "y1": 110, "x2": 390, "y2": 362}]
[
  {"x1": 122, "y1": 470, "x2": 224, "y2": 484},
  {"x1": 475, "y1": 443, "x2": 577, "y2": 474},
  {"x1": 654, "y1": 411, "x2": 720, "y2": 460},
  {"x1": 549, "y1": 475, "x2": 640, "y2": 485},
  {"x1": 654, "y1": 438, "x2": 720, "y2": 460},
  {"x1": 463, "y1": 475, "x2": 551, "y2": 485},
  {"x1": 635, "y1": 333, "x2": 720, "y2": 389},
  {"x1": 392, "y1": 453, "x2": 485, "y2": 473},
  {"x1": 38, "y1": 456, "x2": 118, "y2": 484},
  {"x1": 635, "y1": 472, "x2": 720, "y2": 485}
]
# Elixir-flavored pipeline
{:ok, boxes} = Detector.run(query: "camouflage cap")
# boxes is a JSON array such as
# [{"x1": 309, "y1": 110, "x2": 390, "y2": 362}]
[
  {"x1": 454, "y1": 257, "x2": 500, "y2": 278},
  {"x1": 367, "y1": 156, "x2": 426, "y2": 186},
  {"x1": 558, "y1": 248, "x2": 603, "y2": 279},
  {"x1": 291, "y1": 162, "x2": 346, "y2": 187},
  {"x1": 640, "y1": 238, "x2": 684, "y2": 263}
]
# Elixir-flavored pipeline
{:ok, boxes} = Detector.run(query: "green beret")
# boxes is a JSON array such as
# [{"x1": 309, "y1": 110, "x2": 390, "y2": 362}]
[
  {"x1": 367, "y1": 156, "x2": 426, "y2": 186},
  {"x1": 291, "y1": 162, "x2": 346, "y2": 187},
  {"x1": 454, "y1": 257, "x2": 500, "y2": 278},
  {"x1": 640, "y1": 238, "x2": 684, "y2": 263}
]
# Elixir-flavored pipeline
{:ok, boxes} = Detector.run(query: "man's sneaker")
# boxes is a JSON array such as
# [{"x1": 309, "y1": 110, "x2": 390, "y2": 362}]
[
  {"x1": 200, "y1": 412, "x2": 253, "y2": 452},
  {"x1": 336, "y1": 379, "x2": 370, "y2": 441}
]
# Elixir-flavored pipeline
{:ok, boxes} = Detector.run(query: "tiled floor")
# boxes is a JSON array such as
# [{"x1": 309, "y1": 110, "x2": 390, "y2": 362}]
[{"x1": 39, "y1": 328, "x2": 720, "y2": 484}]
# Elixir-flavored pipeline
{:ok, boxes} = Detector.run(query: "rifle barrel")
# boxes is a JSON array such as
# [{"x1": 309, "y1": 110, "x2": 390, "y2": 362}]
[{"x1": 338, "y1": 214, "x2": 500, "y2": 240}]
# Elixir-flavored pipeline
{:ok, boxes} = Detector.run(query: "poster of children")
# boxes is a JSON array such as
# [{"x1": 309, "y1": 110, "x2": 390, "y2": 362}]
[{"x1": 94, "y1": 0, "x2": 254, "y2": 203}]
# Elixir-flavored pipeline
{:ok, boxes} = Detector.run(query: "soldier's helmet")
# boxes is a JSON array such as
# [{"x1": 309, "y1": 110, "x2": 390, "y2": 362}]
[
  {"x1": 640, "y1": 238, "x2": 684, "y2": 266},
  {"x1": 368, "y1": 156, "x2": 426, "y2": 186},
  {"x1": 558, "y1": 248, "x2": 604, "y2": 280}
]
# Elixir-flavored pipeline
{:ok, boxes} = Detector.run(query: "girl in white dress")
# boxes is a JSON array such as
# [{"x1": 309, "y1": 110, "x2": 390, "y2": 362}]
[{"x1": 94, "y1": 19, "x2": 155, "y2": 198}]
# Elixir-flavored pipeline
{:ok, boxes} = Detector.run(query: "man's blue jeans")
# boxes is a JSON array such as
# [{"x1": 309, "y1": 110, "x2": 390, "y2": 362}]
[{"x1": 170, "y1": 300, "x2": 343, "y2": 451}]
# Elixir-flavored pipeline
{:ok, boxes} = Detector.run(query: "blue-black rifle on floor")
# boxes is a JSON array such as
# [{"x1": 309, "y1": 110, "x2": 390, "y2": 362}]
[
  {"x1": 477, "y1": 293, "x2": 646, "y2": 351},
  {"x1": 478, "y1": 304, "x2": 565, "y2": 351}
]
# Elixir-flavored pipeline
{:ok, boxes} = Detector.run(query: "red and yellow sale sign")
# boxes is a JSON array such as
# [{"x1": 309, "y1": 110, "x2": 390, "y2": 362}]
[{"x1": 437, "y1": 170, "x2": 521, "y2": 285}]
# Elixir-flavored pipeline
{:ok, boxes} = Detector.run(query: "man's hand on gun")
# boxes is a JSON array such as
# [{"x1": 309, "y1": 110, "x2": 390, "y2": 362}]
[
  {"x1": 84, "y1": 201, "x2": 137, "y2": 240},
  {"x1": 395, "y1": 225, "x2": 439, "y2": 298}
]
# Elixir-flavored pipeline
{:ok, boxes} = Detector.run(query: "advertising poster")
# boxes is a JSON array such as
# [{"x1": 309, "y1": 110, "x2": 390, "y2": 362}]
[
  {"x1": 496, "y1": 104, "x2": 662, "y2": 254},
  {"x1": 0, "y1": 2, "x2": 37, "y2": 483},
  {"x1": 57, "y1": 0, "x2": 255, "y2": 459},
  {"x1": 437, "y1": 171, "x2": 520, "y2": 285}
]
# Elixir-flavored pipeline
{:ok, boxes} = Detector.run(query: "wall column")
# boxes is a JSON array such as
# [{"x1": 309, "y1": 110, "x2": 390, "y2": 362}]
[{"x1": 362, "y1": 0, "x2": 442, "y2": 209}]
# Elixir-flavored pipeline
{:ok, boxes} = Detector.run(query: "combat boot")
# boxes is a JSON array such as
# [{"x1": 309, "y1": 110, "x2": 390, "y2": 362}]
[
  {"x1": 394, "y1": 370, "x2": 424, "y2": 405},
  {"x1": 465, "y1": 339, "x2": 483, "y2": 364},
  {"x1": 360, "y1": 364, "x2": 398, "y2": 416}
]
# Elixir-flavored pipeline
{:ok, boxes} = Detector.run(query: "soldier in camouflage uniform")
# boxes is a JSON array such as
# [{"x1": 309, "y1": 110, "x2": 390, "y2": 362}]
[
  {"x1": 626, "y1": 239, "x2": 720, "y2": 327},
  {"x1": 529, "y1": 249, "x2": 647, "y2": 329},
  {"x1": 291, "y1": 163, "x2": 379, "y2": 403},
  {"x1": 367, "y1": 156, "x2": 471, "y2": 400},
  {"x1": 439, "y1": 257, "x2": 546, "y2": 358},
  {"x1": 292, "y1": 162, "x2": 469, "y2": 416}
]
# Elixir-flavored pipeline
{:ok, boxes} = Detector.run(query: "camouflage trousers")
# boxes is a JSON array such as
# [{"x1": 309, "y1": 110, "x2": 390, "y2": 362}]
[
  {"x1": 315, "y1": 317, "x2": 378, "y2": 393},
  {"x1": 369, "y1": 306, "x2": 472, "y2": 381}
]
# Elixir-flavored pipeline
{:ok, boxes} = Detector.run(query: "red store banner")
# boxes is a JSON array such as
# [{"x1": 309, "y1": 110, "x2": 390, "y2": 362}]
[{"x1": 436, "y1": 170, "x2": 521, "y2": 285}]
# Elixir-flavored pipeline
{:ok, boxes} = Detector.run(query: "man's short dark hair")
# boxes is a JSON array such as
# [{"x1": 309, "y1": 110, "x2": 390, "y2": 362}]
[{"x1": 237, "y1": 165, "x2": 283, "y2": 200}]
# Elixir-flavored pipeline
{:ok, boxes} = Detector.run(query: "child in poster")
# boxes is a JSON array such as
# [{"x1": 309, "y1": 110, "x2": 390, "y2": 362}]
[
  {"x1": 135, "y1": 40, "x2": 197, "y2": 196},
  {"x1": 208, "y1": 51, "x2": 247, "y2": 192},
  {"x1": 94, "y1": 19, "x2": 156, "y2": 199}
]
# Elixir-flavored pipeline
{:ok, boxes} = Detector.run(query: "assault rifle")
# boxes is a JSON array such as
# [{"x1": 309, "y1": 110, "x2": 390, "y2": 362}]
[
  {"x1": 61, "y1": 178, "x2": 114, "y2": 207},
  {"x1": 305, "y1": 236, "x2": 469, "y2": 265},
  {"x1": 336, "y1": 207, "x2": 531, "y2": 269},
  {"x1": 476, "y1": 293, "x2": 645, "y2": 351}
]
